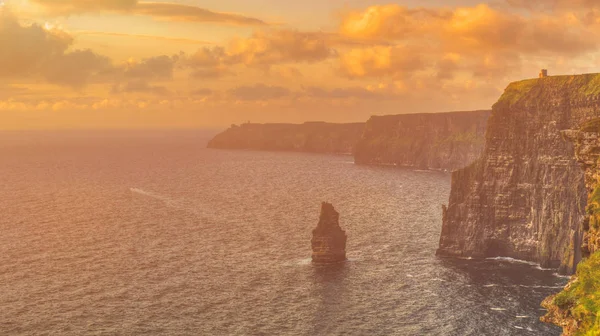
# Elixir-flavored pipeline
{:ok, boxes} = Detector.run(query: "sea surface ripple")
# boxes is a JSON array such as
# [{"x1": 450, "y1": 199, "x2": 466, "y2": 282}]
[{"x1": 0, "y1": 130, "x2": 565, "y2": 335}]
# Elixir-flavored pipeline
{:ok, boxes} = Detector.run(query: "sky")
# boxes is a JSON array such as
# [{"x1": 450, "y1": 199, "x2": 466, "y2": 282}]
[{"x1": 2, "y1": 0, "x2": 600, "y2": 129}]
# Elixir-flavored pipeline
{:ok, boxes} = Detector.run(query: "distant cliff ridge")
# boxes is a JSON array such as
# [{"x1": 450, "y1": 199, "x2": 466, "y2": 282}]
[
  {"x1": 354, "y1": 110, "x2": 491, "y2": 171},
  {"x1": 207, "y1": 122, "x2": 365, "y2": 154},
  {"x1": 209, "y1": 111, "x2": 491, "y2": 171},
  {"x1": 437, "y1": 74, "x2": 600, "y2": 274}
]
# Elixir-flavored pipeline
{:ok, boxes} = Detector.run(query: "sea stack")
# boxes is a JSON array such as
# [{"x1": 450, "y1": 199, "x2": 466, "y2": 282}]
[{"x1": 311, "y1": 202, "x2": 347, "y2": 263}]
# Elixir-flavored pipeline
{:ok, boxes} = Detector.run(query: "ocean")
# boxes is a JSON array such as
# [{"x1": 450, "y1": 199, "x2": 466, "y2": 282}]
[{"x1": 0, "y1": 130, "x2": 565, "y2": 335}]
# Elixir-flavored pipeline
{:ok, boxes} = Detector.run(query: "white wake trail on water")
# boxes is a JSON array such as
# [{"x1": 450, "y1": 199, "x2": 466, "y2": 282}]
[
  {"x1": 130, "y1": 188, "x2": 177, "y2": 206},
  {"x1": 130, "y1": 187, "x2": 215, "y2": 221}
]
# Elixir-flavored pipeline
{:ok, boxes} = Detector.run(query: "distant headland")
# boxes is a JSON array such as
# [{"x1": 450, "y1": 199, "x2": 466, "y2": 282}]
[{"x1": 208, "y1": 110, "x2": 491, "y2": 171}]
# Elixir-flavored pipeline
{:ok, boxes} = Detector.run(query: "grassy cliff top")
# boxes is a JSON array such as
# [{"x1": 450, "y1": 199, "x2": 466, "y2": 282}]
[
  {"x1": 366, "y1": 110, "x2": 491, "y2": 122},
  {"x1": 497, "y1": 73, "x2": 600, "y2": 107},
  {"x1": 233, "y1": 121, "x2": 365, "y2": 128}
]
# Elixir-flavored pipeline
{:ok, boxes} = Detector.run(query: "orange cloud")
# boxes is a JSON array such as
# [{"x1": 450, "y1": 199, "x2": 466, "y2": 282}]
[
  {"x1": 29, "y1": 0, "x2": 137, "y2": 14},
  {"x1": 134, "y1": 2, "x2": 267, "y2": 26},
  {"x1": 339, "y1": 45, "x2": 425, "y2": 78},
  {"x1": 30, "y1": 0, "x2": 268, "y2": 26},
  {"x1": 341, "y1": 3, "x2": 595, "y2": 54},
  {"x1": 227, "y1": 30, "x2": 335, "y2": 66},
  {"x1": 229, "y1": 84, "x2": 291, "y2": 101},
  {"x1": 111, "y1": 80, "x2": 172, "y2": 96},
  {"x1": 443, "y1": 4, "x2": 595, "y2": 54},
  {"x1": 340, "y1": 5, "x2": 448, "y2": 40},
  {"x1": 0, "y1": 13, "x2": 112, "y2": 87},
  {"x1": 123, "y1": 55, "x2": 178, "y2": 80},
  {"x1": 180, "y1": 30, "x2": 337, "y2": 79},
  {"x1": 336, "y1": 3, "x2": 600, "y2": 82},
  {"x1": 74, "y1": 31, "x2": 213, "y2": 45}
]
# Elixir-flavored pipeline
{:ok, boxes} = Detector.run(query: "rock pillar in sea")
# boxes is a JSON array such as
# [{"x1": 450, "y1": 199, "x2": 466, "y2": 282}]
[{"x1": 311, "y1": 202, "x2": 347, "y2": 263}]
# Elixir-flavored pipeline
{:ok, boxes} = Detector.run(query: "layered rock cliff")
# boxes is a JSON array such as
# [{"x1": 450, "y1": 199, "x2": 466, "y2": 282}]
[
  {"x1": 438, "y1": 74, "x2": 600, "y2": 274},
  {"x1": 207, "y1": 122, "x2": 365, "y2": 154},
  {"x1": 311, "y1": 202, "x2": 347, "y2": 263},
  {"x1": 542, "y1": 120, "x2": 600, "y2": 335},
  {"x1": 354, "y1": 110, "x2": 491, "y2": 170}
]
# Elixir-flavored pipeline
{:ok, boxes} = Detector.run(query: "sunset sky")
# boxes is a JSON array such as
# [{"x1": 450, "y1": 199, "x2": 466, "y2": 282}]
[{"x1": 2, "y1": 0, "x2": 600, "y2": 129}]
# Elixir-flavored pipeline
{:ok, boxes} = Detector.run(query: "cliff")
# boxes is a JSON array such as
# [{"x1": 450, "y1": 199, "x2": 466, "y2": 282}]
[
  {"x1": 542, "y1": 120, "x2": 600, "y2": 335},
  {"x1": 311, "y1": 202, "x2": 347, "y2": 263},
  {"x1": 353, "y1": 110, "x2": 491, "y2": 170},
  {"x1": 437, "y1": 74, "x2": 600, "y2": 274},
  {"x1": 207, "y1": 122, "x2": 365, "y2": 154}
]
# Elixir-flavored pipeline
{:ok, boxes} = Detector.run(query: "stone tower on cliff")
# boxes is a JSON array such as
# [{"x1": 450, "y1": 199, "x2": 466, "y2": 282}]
[
  {"x1": 311, "y1": 202, "x2": 347, "y2": 263},
  {"x1": 539, "y1": 69, "x2": 548, "y2": 78}
]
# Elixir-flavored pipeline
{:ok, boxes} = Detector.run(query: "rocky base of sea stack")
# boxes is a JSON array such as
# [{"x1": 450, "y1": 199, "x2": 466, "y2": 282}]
[{"x1": 311, "y1": 202, "x2": 347, "y2": 264}]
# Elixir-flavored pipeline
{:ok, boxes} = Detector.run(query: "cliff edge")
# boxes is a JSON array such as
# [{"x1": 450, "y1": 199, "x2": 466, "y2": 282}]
[
  {"x1": 438, "y1": 74, "x2": 600, "y2": 274},
  {"x1": 354, "y1": 110, "x2": 490, "y2": 171}
]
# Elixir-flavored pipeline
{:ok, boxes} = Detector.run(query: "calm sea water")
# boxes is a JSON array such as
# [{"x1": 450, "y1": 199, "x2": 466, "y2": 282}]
[{"x1": 0, "y1": 130, "x2": 566, "y2": 335}]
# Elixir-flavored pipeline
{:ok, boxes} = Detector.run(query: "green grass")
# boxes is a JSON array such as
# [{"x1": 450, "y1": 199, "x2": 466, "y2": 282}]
[
  {"x1": 497, "y1": 79, "x2": 538, "y2": 106},
  {"x1": 496, "y1": 73, "x2": 600, "y2": 108},
  {"x1": 551, "y1": 183, "x2": 600, "y2": 335},
  {"x1": 553, "y1": 251, "x2": 600, "y2": 335}
]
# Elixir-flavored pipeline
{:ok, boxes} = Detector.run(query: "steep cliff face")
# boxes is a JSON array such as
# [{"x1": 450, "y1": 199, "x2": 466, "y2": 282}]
[
  {"x1": 542, "y1": 120, "x2": 600, "y2": 335},
  {"x1": 438, "y1": 74, "x2": 600, "y2": 274},
  {"x1": 564, "y1": 121, "x2": 600, "y2": 258},
  {"x1": 354, "y1": 110, "x2": 491, "y2": 170},
  {"x1": 207, "y1": 122, "x2": 365, "y2": 154}
]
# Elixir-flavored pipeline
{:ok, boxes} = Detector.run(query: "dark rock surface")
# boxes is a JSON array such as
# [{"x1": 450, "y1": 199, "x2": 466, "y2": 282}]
[
  {"x1": 311, "y1": 202, "x2": 347, "y2": 264},
  {"x1": 541, "y1": 120, "x2": 600, "y2": 335},
  {"x1": 353, "y1": 110, "x2": 491, "y2": 171},
  {"x1": 437, "y1": 74, "x2": 600, "y2": 274}
]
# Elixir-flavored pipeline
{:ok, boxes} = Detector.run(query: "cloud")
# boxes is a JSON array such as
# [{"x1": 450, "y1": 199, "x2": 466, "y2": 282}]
[
  {"x1": 0, "y1": 13, "x2": 113, "y2": 87},
  {"x1": 227, "y1": 30, "x2": 336, "y2": 66},
  {"x1": 0, "y1": 14, "x2": 188, "y2": 88},
  {"x1": 123, "y1": 55, "x2": 178, "y2": 80},
  {"x1": 134, "y1": 2, "x2": 267, "y2": 26},
  {"x1": 43, "y1": 49, "x2": 113, "y2": 87},
  {"x1": 180, "y1": 30, "x2": 337, "y2": 78},
  {"x1": 304, "y1": 86, "x2": 397, "y2": 100},
  {"x1": 0, "y1": 85, "x2": 28, "y2": 99},
  {"x1": 340, "y1": 4, "x2": 595, "y2": 54},
  {"x1": 190, "y1": 88, "x2": 213, "y2": 96},
  {"x1": 340, "y1": 5, "x2": 449, "y2": 40},
  {"x1": 335, "y1": 3, "x2": 600, "y2": 83},
  {"x1": 504, "y1": 0, "x2": 600, "y2": 11},
  {"x1": 224, "y1": 84, "x2": 404, "y2": 102},
  {"x1": 74, "y1": 30, "x2": 213, "y2": 45},
  {"x1": 30, "y1": 0, "x2": 268, "y2": 26},
  {"x1": 229, "y1": 84, "x2": 291, "y2": 100},
  {"x1": 29, "y1": 0, "x2": 137, "y2": 14},
  {"x1": 339, "y1": 45, "x2": 425, "y2": 79},
  {"x1": 185, "y1": 29, "x2": 339, "y2": 71},
  {"x1": 186, "y1": 47, "x2": 227, "y2": 67},
  {"x1": 0, "y1": 12, "x2": 71, "y2": 77},
  {"x1": 268, "y1": 66, "x2": 303, "y2": 79},
  {"x1": 443, "y1": 4, "x2": 595, "y2": 55},
  {"x1": 111, "y1": 80, "x2": 171, "y2": 96}
]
